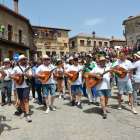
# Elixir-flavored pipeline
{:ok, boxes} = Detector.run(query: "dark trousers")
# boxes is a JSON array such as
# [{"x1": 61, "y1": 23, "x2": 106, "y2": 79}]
[
  {"x1": 1, "y1": 81, "x2": 12, "y2": 103},
  {"x1": 115, "y1": 76, "x2": 118, "y2": 86},
  {"x1": 65, "y1": 77, "x2": 68, "y2": 90},
  {"x1": 36, "y1": 83, "x2": 42, "y2": 102},
  {"x1": 31, "y1": 78, "x2": 35, "y2": 98}
]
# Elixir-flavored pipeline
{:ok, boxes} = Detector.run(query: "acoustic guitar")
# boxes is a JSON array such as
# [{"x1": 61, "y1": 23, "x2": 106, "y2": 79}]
[
  {"x1": 68, "y1": 64, "x2": 90, "y2": 82},
  {"x1": 53, "y1": 71, "x2": 64, "y2": 81},
  {"x1": 86, "y1": 65, "x2": 119, "y2": 88},
  {"x1": 117, "y1": 67, "x2": 137, "y2": 78},
  {"x1": 14, "y1": 66, "x2": 32, "y2": 85},
  {"x1": 39, "y1": 64, "x2": 64, "y2": 82}
]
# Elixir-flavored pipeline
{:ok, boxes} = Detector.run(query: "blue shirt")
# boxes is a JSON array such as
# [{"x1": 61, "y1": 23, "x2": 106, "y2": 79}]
[{"x1": 32, "y1": 65, "x2": 42, "y2": 84}]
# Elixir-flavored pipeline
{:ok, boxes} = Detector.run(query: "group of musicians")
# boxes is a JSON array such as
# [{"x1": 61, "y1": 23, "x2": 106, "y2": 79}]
[{"x1": 1, "y1": 51, "x2": 140, "y2": 122}]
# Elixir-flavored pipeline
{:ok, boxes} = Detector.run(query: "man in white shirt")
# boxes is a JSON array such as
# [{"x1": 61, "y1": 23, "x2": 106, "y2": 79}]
[
  {"x1": 34, "y1": 55, "x2": 56, "y2": 114},
  {"x1": 131, "y1": 52, "x2": 140, "y2": 107},
  {"x1": 0, "y1": 58, "x2": 12, "y2": 106},
  {"x1": 64, "y1": 57, "x2": 83, "y2": 109},
  {"x1": 113, "y1": 52, "x2": 137, "y2": 114},
  {"x1": 9, "y1": 55, "x2": 32, "y2": 122},
  {"x1": 88, "y1": 56, "x2": 114, "y2": 119}
]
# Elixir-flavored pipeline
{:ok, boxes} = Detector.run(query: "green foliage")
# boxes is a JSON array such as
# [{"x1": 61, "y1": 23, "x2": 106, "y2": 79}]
[{"x1": 97, "y1": 54, "x2": 101, "y2": 58}]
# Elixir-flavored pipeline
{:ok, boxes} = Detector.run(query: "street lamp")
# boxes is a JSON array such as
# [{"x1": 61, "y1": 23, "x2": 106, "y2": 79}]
[
  {"x1": 44, "y1": 43, "x2": 47, "y2": 55},
  {"x1": 92, "y1": 31, "x2": 95, "y2": 51},
  {"x1": 68, "y1": 42, "x2": 70, "y2": 55},
  {"x1": 87, "y1": 37, "x2": 90, "y2": 52}
]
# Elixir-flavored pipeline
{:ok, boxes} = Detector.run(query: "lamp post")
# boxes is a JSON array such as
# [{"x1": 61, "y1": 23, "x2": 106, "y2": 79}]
[
  {"x1": 92, "y1": 31, "x2": 95, "y2": 52},
  {"x1": 68, "y1": 42, "x2": 70, "y2": 56},
  {"x1": 44, "y1": 43, "x2": 47, "y2": 55},
  {"x1": 87, "y1": 37, "x2": 90, "y2": 53}
]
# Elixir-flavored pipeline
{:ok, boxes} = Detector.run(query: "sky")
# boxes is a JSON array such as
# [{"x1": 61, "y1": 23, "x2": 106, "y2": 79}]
[{"x1": 0, "y1": 0, "x2": 140, "y2": 39}]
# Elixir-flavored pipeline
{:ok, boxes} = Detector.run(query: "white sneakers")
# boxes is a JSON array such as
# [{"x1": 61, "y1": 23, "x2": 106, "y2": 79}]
[
  {"x1": 131, "y1": 108, "x2": 137, "y2": 114},
  {"x1": 45, "y1": 108, "x2": 50, "y2": 114},
  {"x1": 31, "y1": 98, "x2": 35, "y2": 102},
  {"x1": 63, "y1": 94, "x2": 66, "y2": 99},
  {"x1": 118, "y1": 105, "x2": 122, "y2": 110},
  {"x1": 59, "y1": 95, "x2": 61, "y2": 99},
  {"x1": 128, "y1": 103, "x2": 137, "y2": 107}
]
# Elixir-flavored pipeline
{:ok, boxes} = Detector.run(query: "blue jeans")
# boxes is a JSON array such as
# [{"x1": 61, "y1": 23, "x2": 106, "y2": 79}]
[
  {"x1": 65, "y1": 77, "x2": 68, "y2": 90},
  {"x1": 36, "y1": 83, "x2": 42, "y2": 102},
  {"x1": 96, "y1": 89, "x2": 112, "y2": 97},
  {"x1": 115, "y1": 76, "x2": 118, "y2": 86},
  {"x1": 71, "y1": 85, "x2": 82, "y2": 94},
  {"x1": 133, "y1": 82, "x2": 140, "y2": 106},
  {"x1": 42, "y1": 84, "x2": 55, "y2": 97}
]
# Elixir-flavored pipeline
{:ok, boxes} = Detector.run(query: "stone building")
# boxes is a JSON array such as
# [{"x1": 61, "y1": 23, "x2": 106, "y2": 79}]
[
  {"x1": 110, "y1": 37, "x2": 126, "y2": 48},
  {"x1": 32, "y1": 25, "x2": 71, "y2": 58},
  {"x1": 69, "y1": 33, "x2": 110, "y2": 53},
  {"x1": 0, "y1": 1, "x2": 36, "y2": 61},
  {"x1": 123, "y1": 14, "x2": 140, "y2": 45}
]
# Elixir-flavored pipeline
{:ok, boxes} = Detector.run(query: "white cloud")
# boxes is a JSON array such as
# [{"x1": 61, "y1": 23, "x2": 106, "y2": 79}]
[{"x1": 85, "y1": 18, "x2": 104, "y2": 26}]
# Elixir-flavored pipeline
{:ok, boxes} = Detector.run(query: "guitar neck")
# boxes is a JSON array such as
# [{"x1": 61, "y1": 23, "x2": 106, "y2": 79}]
[
  {"x1": 100, "y1": 70, "x2": 109, "y2": 77},
  {"x1": 74, "y1": 64, "x2": 90, "y2": 75},
  {"x1": 122, "y1": 68, "x2": 137, "y2": 73},
  {"x1": 47, "y1": 68, "x2": 55, "y2": 75}
]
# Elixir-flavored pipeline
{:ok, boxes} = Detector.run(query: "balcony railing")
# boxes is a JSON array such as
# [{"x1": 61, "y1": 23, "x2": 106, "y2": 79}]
[{"x1": 34, "y1": 35, "x2": 57, "y2": 40}]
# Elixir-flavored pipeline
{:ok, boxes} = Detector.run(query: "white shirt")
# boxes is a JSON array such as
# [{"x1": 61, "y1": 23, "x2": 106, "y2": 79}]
[
  {"x1": 0, "y1": 66, "x2": 12, "y2": 81},
  {"x1": 131, "y1": 60, "x2": 140, "y2": 83},
  {"x1": 66, "y1": 64, "x2": 83, "y2": 85},
  {"x1": 56, "y1": 67, "x2": 64, "y2": 77},
  {"x1": 92, "y1": 61, "x2": 97, "y2": 67},
  {"x1": 113, "y1": 59, "x2": 132, "y2": 81},
  {"x1": 65, "y1": 64, "x2": 70, "y2": 69},
  {"x1": 35, "y1": 64, "x2": 54, "y2": 84},
  {"x1": 105, "y1": 62, "x2": 112, "y2": 68},
  {"x1": 90, "y1": 66, "x2": 111, "y2": 90},
  {"x1": 10, "y1": 65, "x2": 32, "y2": 88}
]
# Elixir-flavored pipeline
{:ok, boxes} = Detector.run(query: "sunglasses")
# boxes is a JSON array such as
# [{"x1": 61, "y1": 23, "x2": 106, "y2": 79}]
[
  {"x1": 22, "y1": 59, "x2": 27, "y2": 61},
  {"x1": 44, "y1": 59, "x2": 50, "y2": 61}
]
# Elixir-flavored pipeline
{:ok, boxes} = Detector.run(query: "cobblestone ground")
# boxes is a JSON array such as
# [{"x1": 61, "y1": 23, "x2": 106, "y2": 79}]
[{"x1": 1, "y1": 87, "x2": 140, "y2": 140}]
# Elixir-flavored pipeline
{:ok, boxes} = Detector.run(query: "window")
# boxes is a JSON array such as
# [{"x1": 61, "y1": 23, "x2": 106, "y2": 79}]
[
  {"x1": 99, "y1": 42, "x2": 102, "y2": 47},
  {"x1": 37, "y1": 51, "x2": 42, "y2": 57},
  {"x1": 87, "y1": 41, "x2": 91, "y2": 46},
  {"x1": 72, "y1": 41, "x2": 75, "y2": 47},
  {"x1": 104, "y1": 42, "x2": 108, "y2": 47},
  {"x1": 57, "y1": 43, "x2": 62, "y2": 46},
  {"x1": 57, "y1": 33, "x2": 61, "y2": 37},
  {"x1": 8, "y1": 25, "x2": 12, "y2": 41},
  {"x1": 80, "y1": 40, "x2": 84, "y2": 46},
  {"x1": 94, "y1": 41, "x2": 96, "y2": 46},
  {"x1": 136, "y1": 22, "x2": 139, "y2": 27},
  {"x1": 64, "y1": 43, "x2": 67, "y2": 47},
  {"x1": 19, "y1": 30, "x2": 22, "y2": 44}
]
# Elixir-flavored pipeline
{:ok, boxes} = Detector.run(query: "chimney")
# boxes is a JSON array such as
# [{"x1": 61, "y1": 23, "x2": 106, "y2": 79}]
[
  {"x1": 13, "y1": 0, "x2": 18, "y2": 13},
  {"x1": 112, "y1": 36, "x2": 114, "y2": 40}
]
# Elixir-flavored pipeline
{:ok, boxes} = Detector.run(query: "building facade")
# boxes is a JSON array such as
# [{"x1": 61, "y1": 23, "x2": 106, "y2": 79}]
[
  {"x1": 123, "y1": 14, "x2": 140, "y2": 45},
  {"x1": 110, "y1": 37, "x2": 126, "y2": 48},
  {"x1": 0, "y1": 3, "x2": 36, "y2": 61},
  {"x1": 69, "y1": 33, "x2": 110, "y2": 53},
  {"x1": 32, "y1": 25, "x2": 70, "y2": 58}
]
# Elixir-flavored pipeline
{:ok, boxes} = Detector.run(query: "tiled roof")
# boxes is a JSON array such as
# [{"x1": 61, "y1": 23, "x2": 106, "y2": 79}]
[
  {"x1": 32, "y1": 25, "x2": 71, "y2": 31},
  {"x1": 122, "y1": 14, "x2": 140, "y2": 25},
  {"x1": 69, "y1": 33, "x2": 110, "y2": 40},
  {"x1": 0, "y1": 4, "x2": 29, "y2": 22},
  {"x1": 110, "y1": 38, "x2": 126, "y2": 42}
]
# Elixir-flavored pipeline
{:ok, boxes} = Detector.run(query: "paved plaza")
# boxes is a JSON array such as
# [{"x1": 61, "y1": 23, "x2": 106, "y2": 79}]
[{"x1": 1, "y1": 87, "x2": 140, "y2": 140}]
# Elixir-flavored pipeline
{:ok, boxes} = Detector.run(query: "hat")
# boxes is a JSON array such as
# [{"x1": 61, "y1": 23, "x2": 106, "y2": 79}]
[
  {"x1": 73, "y1": 57, "x2": 78, "y2": 61},
  {"x1": 106, "y1": 56, "x2": 109, "y2": 59},
  {"x1": 86, "y1": 54, "x2": 93, "y2": 58},
  {"x1": 134, "y1": 51, "x2": 140, "y2": 58},
  {"x1": 99, "y1": 56, "x2": 106, "y2": 61},
  {"x1": 42, "y1": 55, "x2": 50, "y2": 59},
  {"x1": 66, "y1": 59, "x2": 69, "y2": 62},
  {"x1": 3, "y1": 58, "x2": 10, "y2": 62},
  {"x1": 69, "y1": 57, "x2": 73, "y2": 60},
  {"x1": 18, "y1": 55, "x2": 27, "y2": 61},
  {"x1": 57, "y1": 58, "x2": 62, "y2": 61}
]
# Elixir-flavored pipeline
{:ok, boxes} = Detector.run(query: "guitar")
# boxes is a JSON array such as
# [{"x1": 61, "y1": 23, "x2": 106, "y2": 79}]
[
  {"x1": 85, "y1": 65, "x2": 119, "y2": 88},
  {"x1": 39, "y1": 64, "x2": 64, "y2": 82},
  {"x1": 68, "y1": 64, "x2": 90, "y2": 82},
  {"x1": 14, "y1": 66, "x2": 32, "y2": 85},
  {"x1": 53, "y1": 71, "x2": 64, "y2": 81},
  {"x1": 117, "y1": 67, "x2": 137, "y2": 78}
]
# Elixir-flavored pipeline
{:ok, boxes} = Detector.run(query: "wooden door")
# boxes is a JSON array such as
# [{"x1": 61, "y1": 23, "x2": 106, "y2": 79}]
[{"x1": 9, "y1": 51, "x2": 12, "y2": 60}]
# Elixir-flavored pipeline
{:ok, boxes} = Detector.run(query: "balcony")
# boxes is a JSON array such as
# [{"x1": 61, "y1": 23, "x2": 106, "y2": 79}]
[{"x1": 34, "y1": 35, "x2": 57, "y2": 40}]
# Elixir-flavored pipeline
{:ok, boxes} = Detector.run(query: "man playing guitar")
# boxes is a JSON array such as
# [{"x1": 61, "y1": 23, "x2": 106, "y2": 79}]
[
  {"x1": 64, "y1": 57, "x2": 83, "y2": 109},
  {"x1": 34, "y1": 55, "x2": 56, "y2": 114},
  {"x1": 9, "y1": 55, "x2": 32, "y2": 122},
  {"x1": 88, "y1": 56, "x2": 114, "y2": 119},
  {"x1": 113, "y1": 52, "x2": 137, "y2": 114}
]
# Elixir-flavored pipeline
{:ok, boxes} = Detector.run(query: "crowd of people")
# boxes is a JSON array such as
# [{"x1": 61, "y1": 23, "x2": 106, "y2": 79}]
[{"x1": 1, "y1": 47, "x2": 140, "y2": 122}]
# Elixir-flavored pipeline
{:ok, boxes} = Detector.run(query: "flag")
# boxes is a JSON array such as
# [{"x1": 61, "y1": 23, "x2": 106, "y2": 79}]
[
  {"x1": 47, "y1": 29, "x2": 49, "y2": 34},
  {"x1": 41, "y1": 28, "x2": 44, "y2": 33},
  {"x1": 53, "y1": 29, "x2": 58, "y2": 34},
  {"x1": 36, "y1": 28, "x2": 38, "y2": 32}
]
